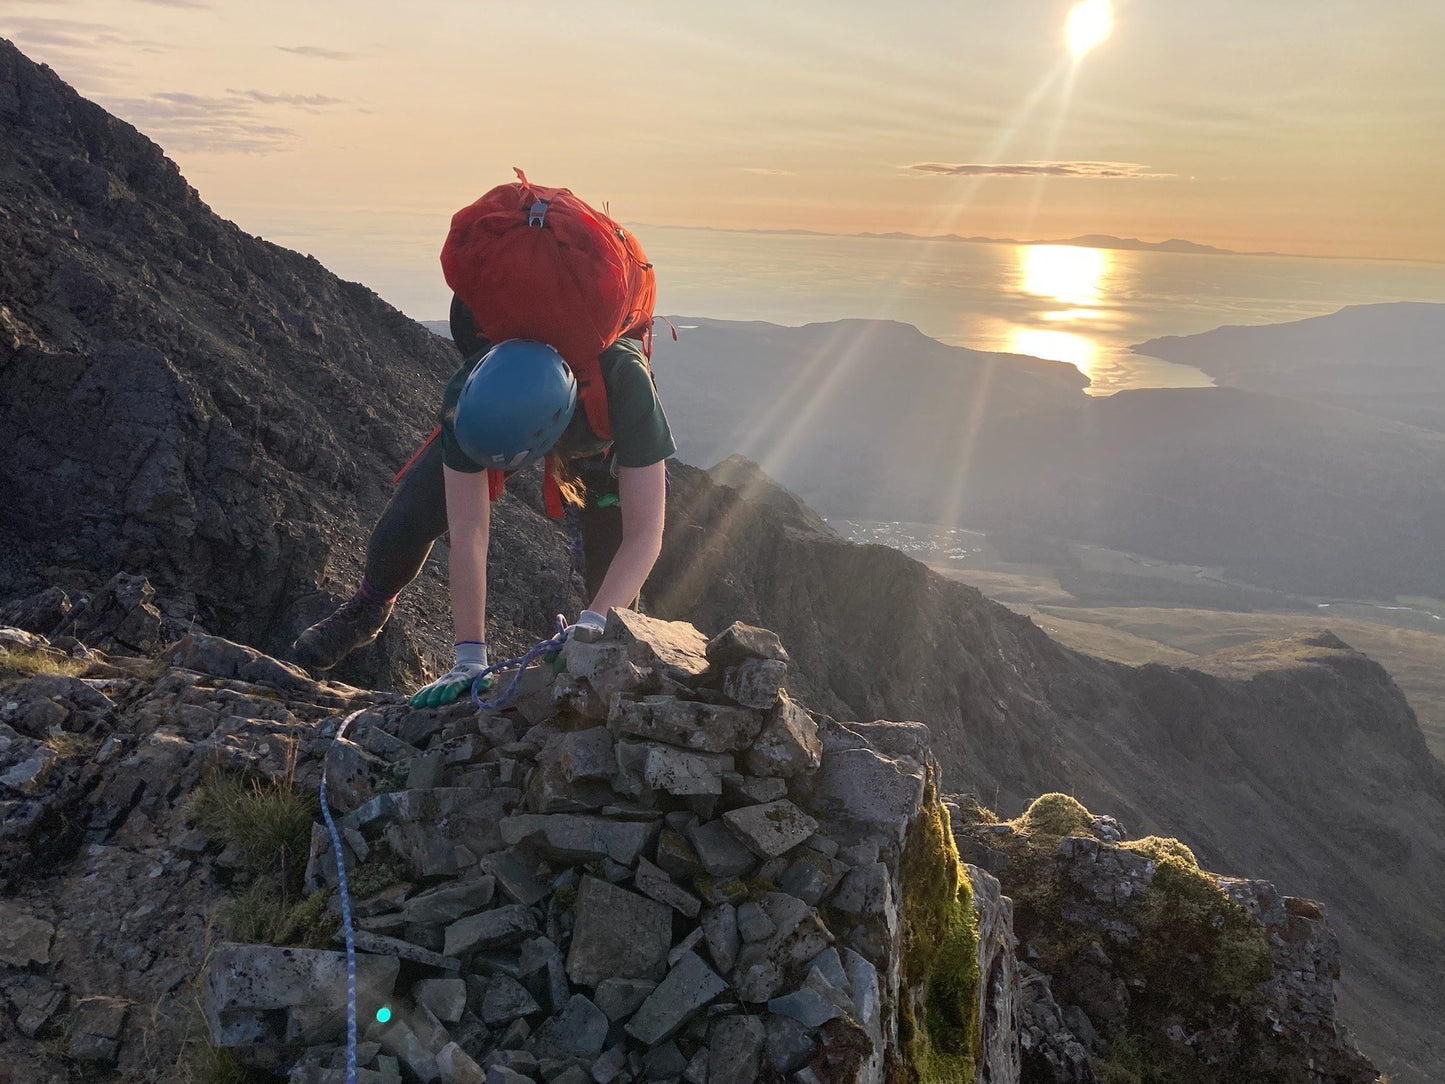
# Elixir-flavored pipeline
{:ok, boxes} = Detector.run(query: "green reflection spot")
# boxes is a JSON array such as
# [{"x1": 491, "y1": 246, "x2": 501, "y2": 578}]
[{"x1": 376, "y1": 1006, "x2": 392, "y2": 1024}]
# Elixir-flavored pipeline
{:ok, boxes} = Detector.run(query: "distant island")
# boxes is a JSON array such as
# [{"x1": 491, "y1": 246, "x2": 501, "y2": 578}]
[{"x1": 636, "y1": 223, "x2": 1292, "y2": 257}]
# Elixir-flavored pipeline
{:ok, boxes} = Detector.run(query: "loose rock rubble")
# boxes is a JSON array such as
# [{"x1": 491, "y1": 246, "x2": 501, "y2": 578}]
[{"x1": 199, "y1": 612, "x2": 941, "y2": 1084}]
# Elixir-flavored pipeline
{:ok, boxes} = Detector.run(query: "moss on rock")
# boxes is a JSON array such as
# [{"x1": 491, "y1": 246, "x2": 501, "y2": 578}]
[
  {"x1": 896, "y1": 782, "x2": 980, "y2": 1083},
  {"x1": 1014, "y1": 792, "x2": 1093, "y2": 839},
  {"x1": 973, "y1": 794, "x2": 1277, "y2": 1081}
]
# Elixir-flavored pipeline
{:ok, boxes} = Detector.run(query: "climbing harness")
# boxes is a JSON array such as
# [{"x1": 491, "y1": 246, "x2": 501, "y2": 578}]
[
  {"x1": 470, "y1": 617, "x2": 570, "y2": 711},
  {"x1": 319, "y1": 708, "x2": 367, "y2": 1084}
]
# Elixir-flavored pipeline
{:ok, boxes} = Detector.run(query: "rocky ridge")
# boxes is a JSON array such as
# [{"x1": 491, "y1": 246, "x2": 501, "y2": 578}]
[{"x1": 2, "y1": 599, "x2": 1375, "y2": 1083}]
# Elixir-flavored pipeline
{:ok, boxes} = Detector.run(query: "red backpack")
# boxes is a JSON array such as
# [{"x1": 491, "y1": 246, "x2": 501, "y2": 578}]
[{"x1": 437, "y1": 169, "x2": 657, "y2": 516}]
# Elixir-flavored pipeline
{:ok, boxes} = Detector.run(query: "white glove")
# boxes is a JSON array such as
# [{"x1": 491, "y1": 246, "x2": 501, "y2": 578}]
[
  {"x1": 410, "y1": 641, "x2": 490, "y2": 708},
  {"x1": 563, "y1": 609, "x2": 607, "y2": 644}
]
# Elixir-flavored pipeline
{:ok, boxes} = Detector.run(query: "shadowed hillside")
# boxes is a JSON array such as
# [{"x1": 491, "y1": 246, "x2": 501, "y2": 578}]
[
  {"x1": 1135, "y1": 302, "x2": 1445, "y2": 432},
  {"x1": 0, "y1": 37, "x2": 585, "y2": 691},
  {"x1": 649, "y1": 317, "x2": 1445, "y2": 600}
]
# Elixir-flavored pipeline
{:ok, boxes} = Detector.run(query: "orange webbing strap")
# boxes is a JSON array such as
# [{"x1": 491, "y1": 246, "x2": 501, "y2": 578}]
[
  {"x1": 543, "y1": 459, "x2": 564, "y2": 519},
  {"x1": 488, "y1": 469, "x2": 506, "y2": 502},
  {"x1": 392, "y1": 426, "x2": 443, "y2": 484}
]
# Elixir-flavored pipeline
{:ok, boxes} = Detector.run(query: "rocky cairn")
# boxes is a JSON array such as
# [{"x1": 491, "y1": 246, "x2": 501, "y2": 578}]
[{"x1": 197, "y1": 609, "x2": 958, "y2": 1084}]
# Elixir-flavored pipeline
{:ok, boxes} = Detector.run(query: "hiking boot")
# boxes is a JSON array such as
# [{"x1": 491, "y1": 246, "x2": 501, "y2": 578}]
[{"x1": 289, "y1": 593, "x2": 394, "y2": 671}]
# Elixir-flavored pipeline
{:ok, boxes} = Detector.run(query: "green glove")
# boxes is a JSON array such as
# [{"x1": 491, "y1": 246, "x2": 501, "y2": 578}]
[{"x1": 410, "y1": 641, "x2": 491, "y2": 708}]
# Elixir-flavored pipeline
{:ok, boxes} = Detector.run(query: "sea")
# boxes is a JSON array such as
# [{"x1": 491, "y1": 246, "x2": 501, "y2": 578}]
[{"x1": 630, "y1": 225, "x2": 1445, "y2": 395}]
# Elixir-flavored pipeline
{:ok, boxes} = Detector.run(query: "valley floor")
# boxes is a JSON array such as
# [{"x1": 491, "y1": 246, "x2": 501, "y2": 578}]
[{"x1": 930, "y1": 561, "x2": 1445, "y2": 762}]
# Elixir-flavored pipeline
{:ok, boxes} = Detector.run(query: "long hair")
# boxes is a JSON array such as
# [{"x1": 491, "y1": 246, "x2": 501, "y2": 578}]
[{"x1": 547, "y1": 453, "x2": 588, "y2": 510}]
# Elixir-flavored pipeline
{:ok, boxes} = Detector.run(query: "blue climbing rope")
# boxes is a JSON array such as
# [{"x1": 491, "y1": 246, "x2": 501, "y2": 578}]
[
  {"x1": 317, "y1": 624, "x2": 575, "y2": 1083},
  {"x1": 470, "y1": 616, "x2": 569, "y2": 711},
  {"x1": 319, "y1": 708, "x2": 366, "y2": 1084}
]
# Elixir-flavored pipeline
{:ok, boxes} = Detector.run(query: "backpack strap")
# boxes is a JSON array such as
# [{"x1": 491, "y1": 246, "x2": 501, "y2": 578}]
[
  {"x1": 572, "y1": 354, "x2": 613, "y2": 442},
  {"x1": 392, "y1": 426, "x2": 443, "y2": 484}
]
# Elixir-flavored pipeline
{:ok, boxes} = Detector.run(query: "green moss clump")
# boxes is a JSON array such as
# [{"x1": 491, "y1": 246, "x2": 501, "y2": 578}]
[
  {"x1": 347, "y1": 848, "x2": 409, "y2": 901},
  {"x1": 983, "y1": 794, "x2": 1276, "y2": 1081},
  {"x1": 950, "y1": 794, "x2": 998, "y2": 826},
  {"x1": 897, "y1": 783, "x2": 980, "y2": 1083},
  {"x1": 1014, "y1": 792, "x2": 1093, "y2": 839},
  {"x1": 1131, "y1": 852, "x2": 1272, "y2": 1009},
  {"x1": 1123, "y1": 835, "x2": 1198, "y2": 868},
  {"x1": 553, "y1": 884, "x2": 579, "y2": 912}
]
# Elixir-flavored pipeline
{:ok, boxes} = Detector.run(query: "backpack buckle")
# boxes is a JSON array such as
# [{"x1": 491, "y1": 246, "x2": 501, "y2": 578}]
[{"x1": 528, "y1": 200, "x2": 548, "y2": 228}]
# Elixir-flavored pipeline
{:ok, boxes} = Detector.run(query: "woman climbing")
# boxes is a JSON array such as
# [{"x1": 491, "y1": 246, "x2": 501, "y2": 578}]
[{"x1": 289, "y1": 173, "x2": 674, "y2": 707}]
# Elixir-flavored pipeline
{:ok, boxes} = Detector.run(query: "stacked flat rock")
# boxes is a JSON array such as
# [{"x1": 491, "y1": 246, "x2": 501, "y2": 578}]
[{"x1": 204, "y1": 612, "x2": 933, "y2": 1084}]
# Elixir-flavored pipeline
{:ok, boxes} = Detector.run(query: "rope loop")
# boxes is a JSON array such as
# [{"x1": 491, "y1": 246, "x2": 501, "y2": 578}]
[{"x1": 471, "y1": 616, "x2": 570, "y2": 711}]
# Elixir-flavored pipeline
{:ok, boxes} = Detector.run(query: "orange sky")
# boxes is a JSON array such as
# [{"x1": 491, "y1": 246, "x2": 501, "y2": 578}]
[{"x1": 5, "y1": 0, "x2": 1443, "y2": 316}]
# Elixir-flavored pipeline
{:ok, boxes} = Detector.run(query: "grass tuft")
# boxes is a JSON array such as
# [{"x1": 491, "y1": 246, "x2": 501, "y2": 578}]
[
  {"x1": 43, "y1": 730, "x2": 98, "y2": 759},
  {"x1": 225, "y1": 877, "x2": 337, "y2": 950},
  {"x1": 0, "y1": 648, "x2": 89, "y2": 678},
  {"x1": 184, "y1": 773, "x2": 314, "y2": 890}
]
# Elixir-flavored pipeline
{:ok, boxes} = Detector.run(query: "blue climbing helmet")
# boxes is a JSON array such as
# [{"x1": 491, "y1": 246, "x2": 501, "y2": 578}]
[{"x1": 453, "y1": 339, "x2": 577, "y2": 470}]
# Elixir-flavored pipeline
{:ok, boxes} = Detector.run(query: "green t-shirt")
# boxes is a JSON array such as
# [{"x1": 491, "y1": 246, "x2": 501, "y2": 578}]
[{"x1": 438, "y1": 338, "x2": 676, "y2": 474}]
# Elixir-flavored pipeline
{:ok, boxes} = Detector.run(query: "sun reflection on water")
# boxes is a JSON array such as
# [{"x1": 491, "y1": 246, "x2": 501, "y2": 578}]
[{"x1": 1007, "y1": 244, "x2": 1114, "y2": 385}]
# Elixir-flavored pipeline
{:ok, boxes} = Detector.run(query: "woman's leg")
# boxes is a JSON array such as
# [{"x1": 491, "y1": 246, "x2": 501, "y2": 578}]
[
  {"x1": 291, "y1": 436, "x2": 450, "y2": 669},
  {"x1": 579, "y1": 500, "x2": 625, "y2": 605},
  {"x1": 364, "y1": 435, "x2": 450, "y2": 597}
]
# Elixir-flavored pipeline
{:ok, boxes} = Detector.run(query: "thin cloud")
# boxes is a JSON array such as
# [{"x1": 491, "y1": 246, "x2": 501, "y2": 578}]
[
  {"x1": 908, "y1": 161, "x2": 1171, "y2": 179},
  {"x1": 131, "y1": 0, "x2": 215, "y2": 7},
  {"x1": 102, "y1": 91, "x2": 292, "y2": 153},
  {"x1": 230, "y1": 89, "x2": 347, "y2": 108},
  {"x1": 742, "y1": 167, "x2": 796, "y2": 176},
  {"x1": 277, "y1": 45, "x2": 354, "y2": 61},
  {"x1": 4, "y1": 17, "x2": 176, "y2": 85}
]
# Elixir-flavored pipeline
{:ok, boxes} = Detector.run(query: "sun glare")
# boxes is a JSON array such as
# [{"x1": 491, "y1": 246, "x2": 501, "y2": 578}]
[
  {"x1": 1066, "y1": 0, "x2": 1113, "y2": 59},
  {"x1": 1020, "y1": 244, "x2": 1108, "y2": 307}
]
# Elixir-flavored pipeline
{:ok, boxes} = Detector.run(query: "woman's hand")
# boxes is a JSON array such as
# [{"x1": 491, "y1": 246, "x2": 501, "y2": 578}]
[{"x1": 410, "y1": 641, "x2": 491, "y2": 708}]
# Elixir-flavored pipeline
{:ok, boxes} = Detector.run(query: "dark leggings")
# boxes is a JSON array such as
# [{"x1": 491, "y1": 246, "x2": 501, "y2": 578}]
[{"x1": 364, "y1": 436, "x2": 623, "y2": 603}]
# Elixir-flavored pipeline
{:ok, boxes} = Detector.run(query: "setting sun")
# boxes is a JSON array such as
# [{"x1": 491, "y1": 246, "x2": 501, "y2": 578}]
[{"x1": 1066, "y1": 0, "x2": 1114, "y2": 59}]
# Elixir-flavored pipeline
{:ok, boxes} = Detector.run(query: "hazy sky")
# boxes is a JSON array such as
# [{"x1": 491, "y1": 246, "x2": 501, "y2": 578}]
[{"x1": 6, "y1": 0, "x2": 1443, "y2": 317}]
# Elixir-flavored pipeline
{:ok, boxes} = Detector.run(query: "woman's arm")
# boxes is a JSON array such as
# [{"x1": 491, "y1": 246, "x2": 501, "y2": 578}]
[
  {"x1": 443, "y1": 465, "x2": 491, "y2": 643},
  {"x1": 589, "y1": 459, "x2": 666, "y2": 614}
]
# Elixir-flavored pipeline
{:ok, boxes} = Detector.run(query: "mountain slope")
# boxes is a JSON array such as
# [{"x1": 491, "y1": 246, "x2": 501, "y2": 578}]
[
  {"x1": 1134, "y1": 302, "x2": 1445, "y2": 432},
  {"x1": 0, "y1": 38, "x2": 583, "y2": 688},
  {"x1": 649, "y1": 316, "x2": 1445, "y2": 600},
  {"x1": 654, "y1": 458, "x2": 1445, "y2": 1082}
]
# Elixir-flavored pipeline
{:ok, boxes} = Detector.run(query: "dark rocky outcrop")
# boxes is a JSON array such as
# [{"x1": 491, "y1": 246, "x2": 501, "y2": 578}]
[{"x1": 0, "y1": 37, "x2": 581, "y2": 691}]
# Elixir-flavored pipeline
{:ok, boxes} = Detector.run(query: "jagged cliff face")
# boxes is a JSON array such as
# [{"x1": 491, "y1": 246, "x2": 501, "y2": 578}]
[
  {"x1": 0, "y1": 38, "x2": 1436, "y2": 1082},
  {"x1": 0, "y1": 38, "x2": 581, "y2": 688}
]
